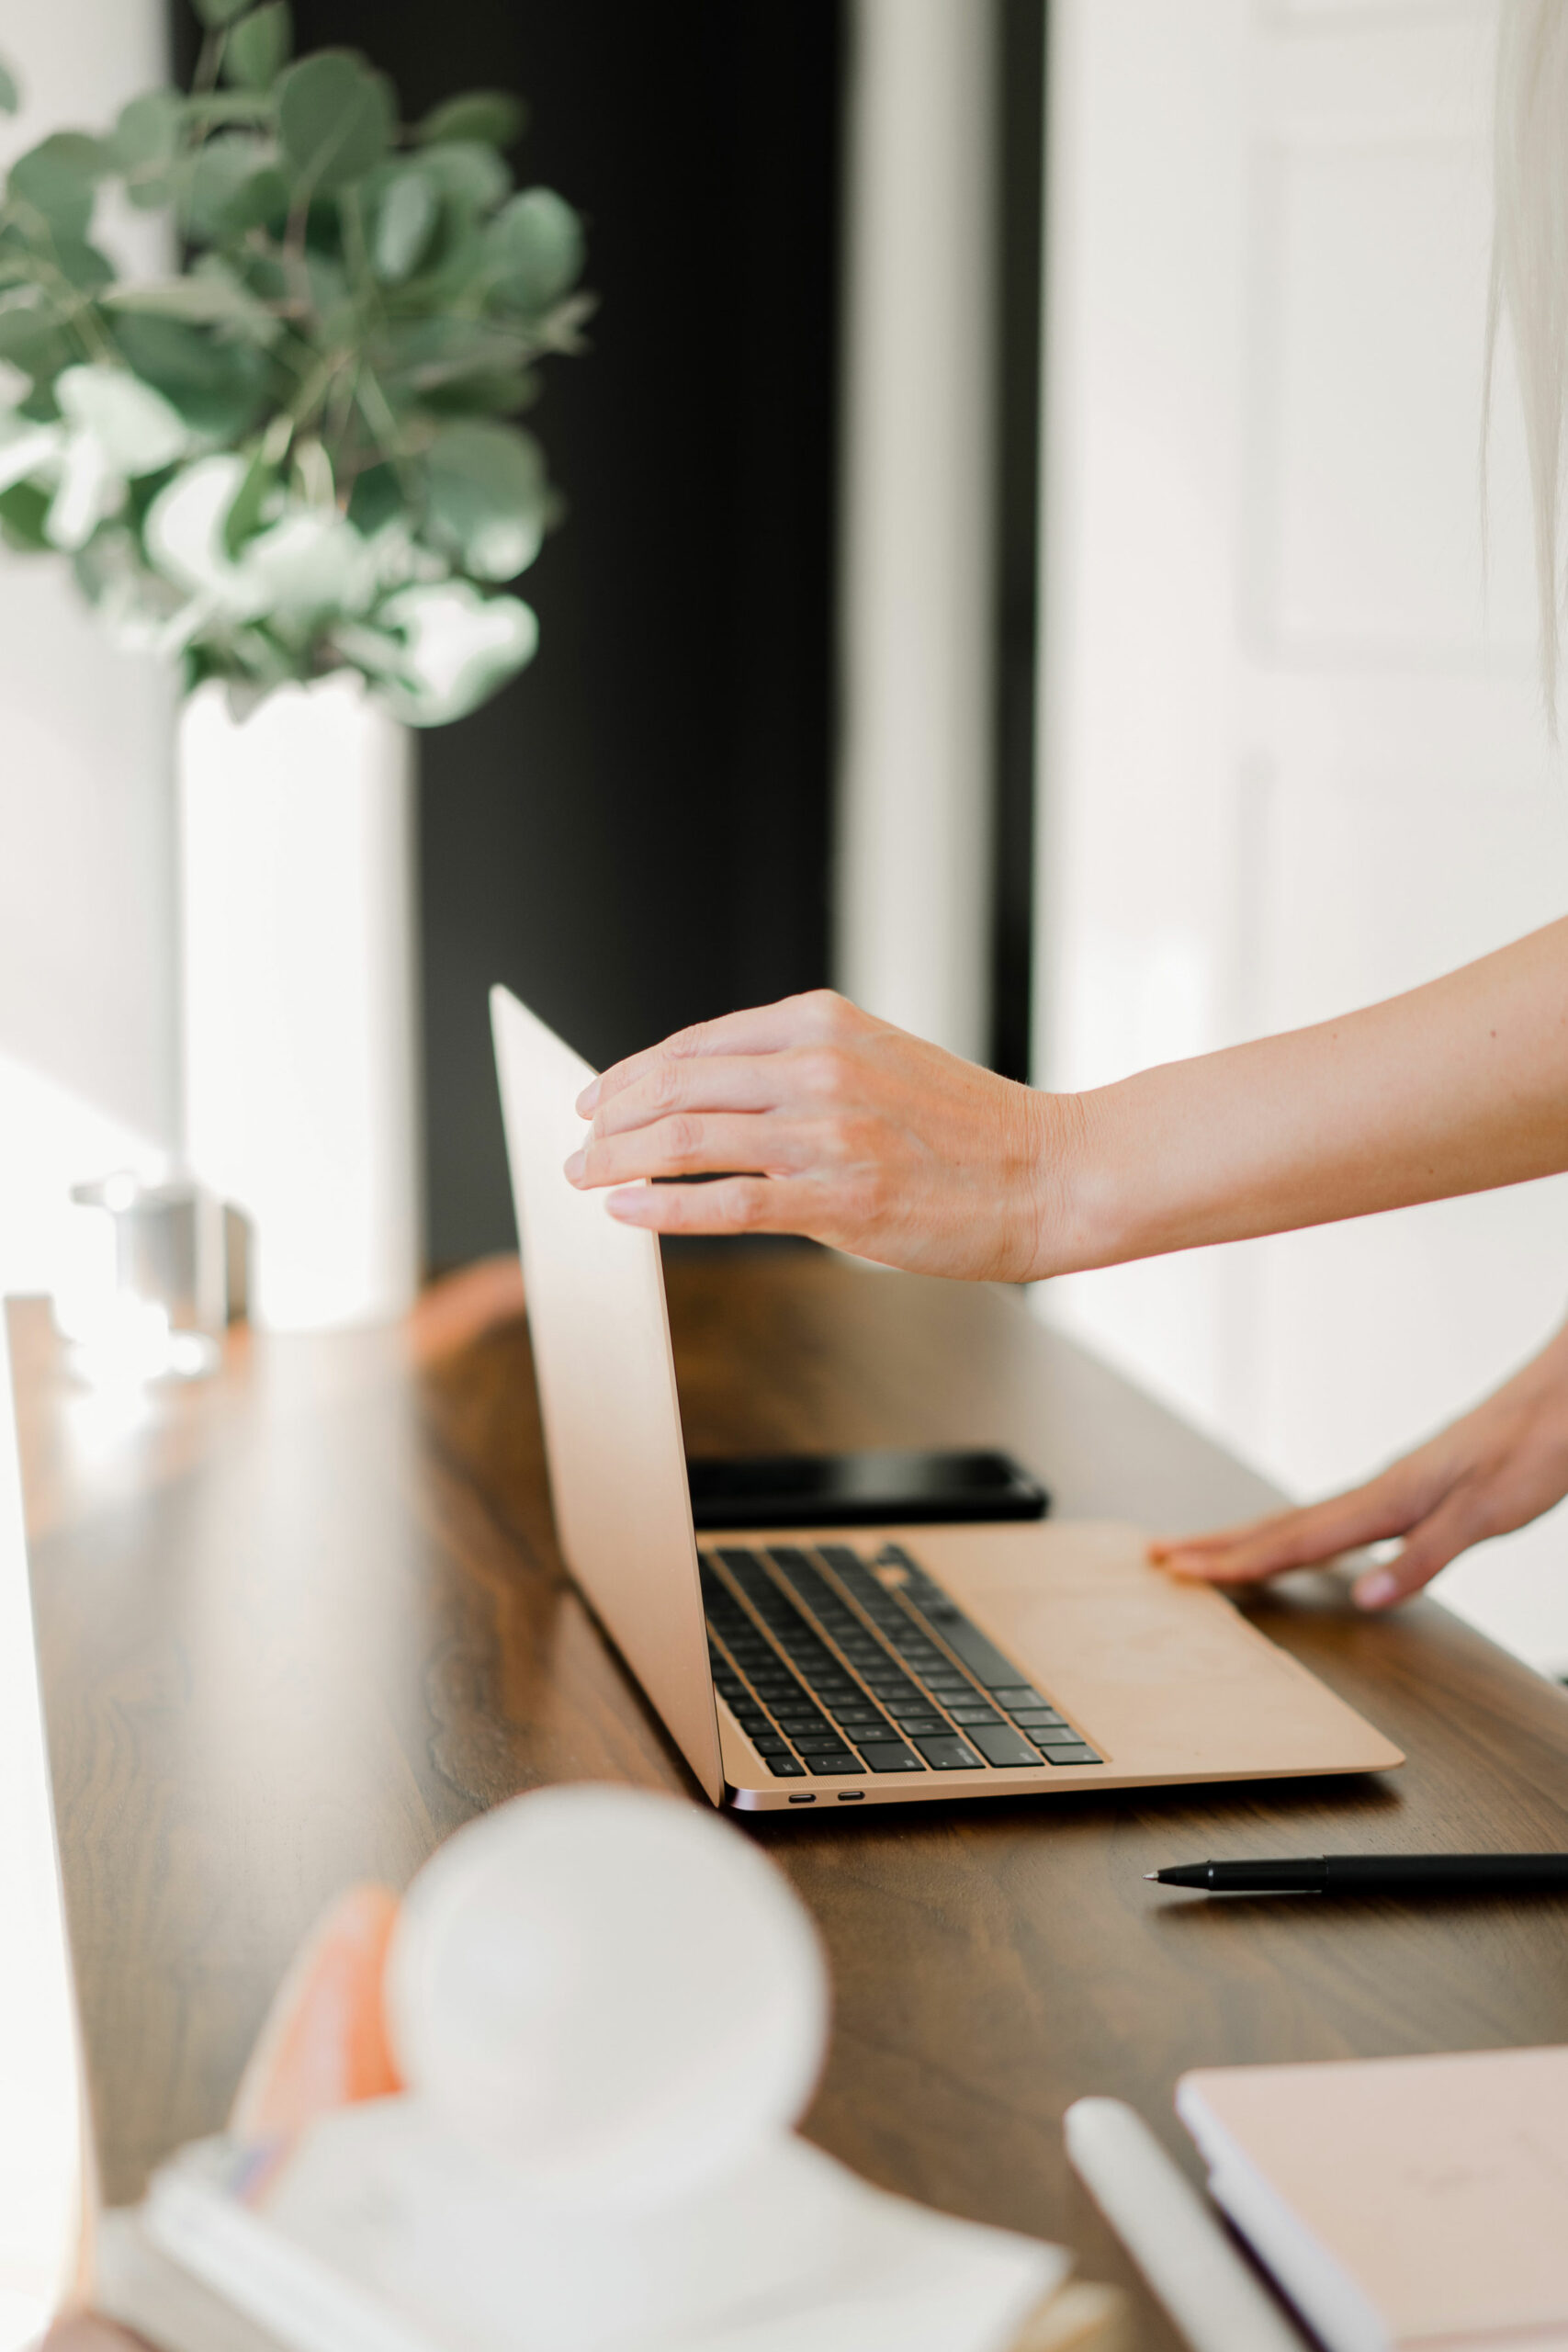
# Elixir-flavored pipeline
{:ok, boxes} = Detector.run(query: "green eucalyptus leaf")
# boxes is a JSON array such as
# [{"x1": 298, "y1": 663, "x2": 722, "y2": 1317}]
[
  {"x1": 124, "y1": 164, "x2": 185, "y2": 214},
  {"x1": 276, "y1": 51, "x2": 394, "y2": 194},
  {"x1": 184, "y1": 88, "x2": 272, "y2": 127},
  {"x1": 186, "y1": 131, "x2": 288, "y2": 241},
  {"x1": 0, "y1": 297, "x2": 71, "y2": 378},
  {"x1": 373, "y1": 579, "x2": 536, "y2": 725},
  {"x1": 345, "y1": 459, "x2": 402, "y2": 537},
  {"x1": 0, "y1": 479, "x2": 50, "y2": 548},
  {"x1": 51, "y1": 237, "x2": 116, "y2": 293},
  {"x1": 422, "y1": 417, "x2": 547, "y2": 581},
  {"x1": 378, "y1": 315, "x2": 530, "y2": 398},
  {"x1": 144, "y1": 452, "x2": 259, "y2": 600},
  {"x1": 109, "y1": 90, "x2": 183, "y2": 174},
  {"x1": 222, "y1": 2, "x2": 292, "y2": 89},
  {"x1": 240, "y1": 504, "x2": 377, "y2": 624},
  {"x1": 407, "y1": 140, "x2": 510, "y2": 215},
  {"x1": 0, "y1": 412, "x2": 61, "y2": 492},
  {"x1": 0, "y1": 57, "x2": 21, "y2": 117},
  {"x1": 192, "y1": 0, "x2": 254, "y2": 26},
  {"x1": 221, "y1": 163, "x2": 288, "y2": 234},
  {"x1": 222, "y1": 447, "x2": 276, "y2": 556},
  {"x1": 45, "y1": 431, "x2": 120, "y2": 549},
  {"x1": 483, "y1": 187, "x2": 583, "y2": 311},
  {"x1": 7, "y1": 133, "x2": 107, "y2": 240},
  {"x1": 372, "y1": 170, "x2": 437, "y2": 284},
  {"x1": 56, "y1": 364, "x2": 189, "y2": 475},
  {"x1": 414, "y1": 91, "x2": 525, "y2": 152},
  {"x1": 109, "y1": 312, "x2": 273, "y2": 441},
  {"x1": 105, "y1": 263, "x2": 279, "y2": 343},
  {"x1": 304, "y1": 250, "x2": 354, "y2": 339},
  {"x1": 420, "y1": 369, "x2": 539, "y2": 418}
]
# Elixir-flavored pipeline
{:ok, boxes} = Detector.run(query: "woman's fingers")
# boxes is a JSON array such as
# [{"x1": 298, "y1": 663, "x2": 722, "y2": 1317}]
[
  {"x1": 44, "y1": 2323, "x2": 143, "y2": 2349},
  {"x1": 567, "y1": 1110, "x2": 807, "y2": 1190},
  {"x1": 1351, "y1": 1489, "x2": 1482, "y2": 1607},
  {"x1": 578, "y1": 991, "x2": 846, "y2": 1116},
  {"x1": 604, "y1": 1173, "x2": 804, "y2": 1236},
  {"x1": 1152, "y1": 1468, "x2": 1426, "y2": 1586},
  {"x1": 585, "y1": 1053, "x2": 807, "y2": 1138}
]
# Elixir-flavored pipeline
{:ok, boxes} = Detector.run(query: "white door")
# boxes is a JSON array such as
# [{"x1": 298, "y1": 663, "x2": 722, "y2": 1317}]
[{"x1": 1036, "y1": 0, "x2": 1568, "y2": 1672}]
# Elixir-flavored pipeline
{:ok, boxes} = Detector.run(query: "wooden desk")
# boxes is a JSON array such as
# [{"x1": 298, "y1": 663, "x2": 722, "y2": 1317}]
[{"x1": 17, "y1": 1247, "x2": 1568, "y2": 2348}]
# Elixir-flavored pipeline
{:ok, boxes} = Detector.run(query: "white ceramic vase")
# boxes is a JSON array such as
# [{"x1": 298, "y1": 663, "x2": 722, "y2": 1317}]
[{"x1": 177, "y1": 673, "x2": 421, "y2": 1332}]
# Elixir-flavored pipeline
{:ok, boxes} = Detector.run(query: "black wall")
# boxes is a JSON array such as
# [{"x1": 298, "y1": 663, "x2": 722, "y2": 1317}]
[
  {"x1": 412, "y1": 5, "x2": 843, "y2": 1269},
  {"x1": 179, "y1": 0, "x2": 844, "y2": 1270}
]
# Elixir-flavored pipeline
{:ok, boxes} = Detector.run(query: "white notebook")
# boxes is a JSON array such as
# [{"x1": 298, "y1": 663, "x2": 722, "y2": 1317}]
[
  {"x1": 1177, "y1": 2045, "x2": 1568, "y2": 2352},
  {"x1": 108, "y1": 2125, "x2": 1076, "y2": 2352}
]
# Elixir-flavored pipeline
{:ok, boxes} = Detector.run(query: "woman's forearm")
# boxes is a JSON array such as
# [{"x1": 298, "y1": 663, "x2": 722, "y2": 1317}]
[{"x1": 1055, "y1": 915, "x2": 1568, "y2": 1276}]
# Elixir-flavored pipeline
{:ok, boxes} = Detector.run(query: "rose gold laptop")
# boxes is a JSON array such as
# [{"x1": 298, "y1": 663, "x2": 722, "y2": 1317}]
[{"x1": 492, "y1": 987, "x2": 1403, "y2": 1813}]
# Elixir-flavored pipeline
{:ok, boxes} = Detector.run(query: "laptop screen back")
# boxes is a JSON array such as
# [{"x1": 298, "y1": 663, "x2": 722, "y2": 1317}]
[{"x1": 491, "y1": 988, "x2": 724, "y2": 1804}]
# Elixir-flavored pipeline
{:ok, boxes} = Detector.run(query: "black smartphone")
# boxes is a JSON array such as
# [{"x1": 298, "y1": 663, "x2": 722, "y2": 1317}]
[{"x1": 686, "y1": 1447, "x2": 1049, "y2": 1530}]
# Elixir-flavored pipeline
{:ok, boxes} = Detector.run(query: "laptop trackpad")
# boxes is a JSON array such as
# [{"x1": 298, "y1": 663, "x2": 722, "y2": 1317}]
[{"x1": 919, "y1": 1521, "x2": 1400, "y2": 1777}]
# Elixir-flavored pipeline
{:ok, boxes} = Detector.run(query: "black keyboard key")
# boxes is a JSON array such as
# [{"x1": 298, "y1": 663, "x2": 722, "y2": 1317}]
[
  {"x1": 918, "y1": 1617, "x2": 1026, "y2": 1690},
  {"x1": 946, "y1": 1705, "x2": 1002, "y2": 1725},
  {"x1": 969, "y1": 1724, "x2": 1044, "y2": 1768},
  {"x1": 856, "y1": 1742, "x2": 925, "y2": 1772},
  {"x1": 1032, "y1": 1724, "x2": 1087, "y2": 1747},
  {"x1": 751, "y1": 1736, "x2": 793, "y2": 1757},
  {"x1": 804, "y1": 1751, "x2": 864, "y2": 1775},
  {"x1": 1043, "y1": 1745, "x2": 1101, "y2": 1766},
  {"x1": 913, "y1": 1734, "x2": 982, "y2": 1770},
  {"x1": 994, "y1": 1687, "x2": 1048, "y2": 1712},
  {"x1": 1009, "y1": 1710, "x2": 1065, "y2": 1730},
  {"x1": 794, "y1": 1730, "x2": 858, "y2": 1754},
  {"x1": 766, "y1": 1755, "x2": 807, "y2": 1777}
]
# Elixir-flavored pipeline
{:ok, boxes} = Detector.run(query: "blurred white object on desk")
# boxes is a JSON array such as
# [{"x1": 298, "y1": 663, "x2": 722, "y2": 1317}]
[
  {"x1": 137, "y1": 1786, "x2": 1072, "y2": 2352},
  {"x1": 54, "y1": 1170, "x2": 225, "y2": 1384},
  {"x1": 1065, "y1": 2097, "x2": 1303, "y2": 2352}
]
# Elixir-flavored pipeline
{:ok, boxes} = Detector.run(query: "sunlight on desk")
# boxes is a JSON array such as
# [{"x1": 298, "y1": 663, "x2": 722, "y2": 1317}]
[{"x1": 0, "y1": 1324, "x2": 83, "y2": 2346}]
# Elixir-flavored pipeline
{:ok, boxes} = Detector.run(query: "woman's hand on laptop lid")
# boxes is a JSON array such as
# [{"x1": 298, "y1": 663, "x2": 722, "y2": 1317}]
[
  {"x1": 565, "y1": 989, "x2": 1061, "y2": 1282},
  {"x1": 1151, "y1": 1316, "x2": 1568, "y2": 1609}
]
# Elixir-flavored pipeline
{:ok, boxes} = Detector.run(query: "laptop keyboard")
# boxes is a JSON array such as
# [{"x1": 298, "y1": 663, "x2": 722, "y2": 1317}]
[{"x1": 702, "y1": 1541, "x2": 1102, "y2": 1778}]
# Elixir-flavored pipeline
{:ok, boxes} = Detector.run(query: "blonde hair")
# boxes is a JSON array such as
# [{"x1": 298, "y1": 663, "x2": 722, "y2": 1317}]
[{"x1": 1492, "y1": 2, "x2": 1568, "y2": 721}]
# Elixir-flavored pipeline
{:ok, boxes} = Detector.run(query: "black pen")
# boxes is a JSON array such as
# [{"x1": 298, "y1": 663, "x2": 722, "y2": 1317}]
[{"x1": 1148, "y1": 1853, "x2": 1568, "y2": 1894}]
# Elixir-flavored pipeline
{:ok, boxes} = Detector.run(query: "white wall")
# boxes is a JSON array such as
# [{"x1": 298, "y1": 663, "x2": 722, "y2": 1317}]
[
  {"x1": 0, "y1": 0, "x2": 176, "y2": 1294},
  {"x1": 1036, "y1": 0, "x2": 1568, "y2": 1675},
  {"x1": 835, "y1": 0, "x2": 997, "y2": 1060}
]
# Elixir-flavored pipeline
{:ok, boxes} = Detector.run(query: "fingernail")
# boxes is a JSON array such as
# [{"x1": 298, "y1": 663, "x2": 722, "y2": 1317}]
[
  {"x1": 1355, "y1": 1570, "x2": 1397, "y2": 1610},
  {"x1": 605, "y1": 1187, "x2": 649, "y2": 1222},
  {"x1": 1156, "y1": 1550, "x2": 1201, "y2": 1575},
  {"x1": 563, "y1": 1150, "x2": 585, "y2": 1182},
  {"x1": 576, "y1": 1080, "x2": 600, "y2": 1113}
]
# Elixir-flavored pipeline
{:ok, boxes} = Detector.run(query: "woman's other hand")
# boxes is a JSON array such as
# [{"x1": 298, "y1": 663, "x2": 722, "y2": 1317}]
[
  {"x1": 1151, "y1": 1323, "x2": 1568, "y2": 1609},
  {"x1": 566, "y1": 990, "x2": 1067, "y2": 1282}
]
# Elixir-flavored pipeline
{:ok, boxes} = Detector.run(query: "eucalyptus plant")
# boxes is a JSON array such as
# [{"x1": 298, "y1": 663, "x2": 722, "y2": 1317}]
[{"x1": 0, "y1": 4, "x2": 586, "y2": 724}]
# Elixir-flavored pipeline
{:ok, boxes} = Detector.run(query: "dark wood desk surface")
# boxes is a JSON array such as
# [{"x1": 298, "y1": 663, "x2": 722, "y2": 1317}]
[{"x1": 17, "y1": 1246, "x2": 1568, "y2": 2348}]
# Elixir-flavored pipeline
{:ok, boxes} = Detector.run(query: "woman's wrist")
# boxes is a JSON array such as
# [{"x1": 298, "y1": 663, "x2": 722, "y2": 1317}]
[
  {"x1": 1021, "y1": 1085, "x2": 1110, "y2": 1283},
  {"x1": 1024, "y1": 1068, "x2": 1224, "y2": 1282}
]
